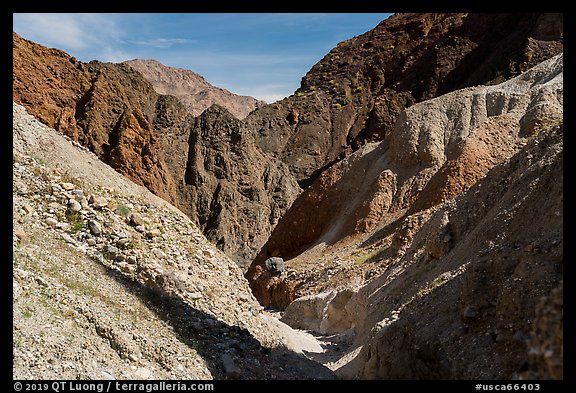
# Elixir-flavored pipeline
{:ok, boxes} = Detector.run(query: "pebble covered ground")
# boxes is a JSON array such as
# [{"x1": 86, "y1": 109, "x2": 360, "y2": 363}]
[{"x1": 12, "y1": 102, "x2": 334, "y2": 380}]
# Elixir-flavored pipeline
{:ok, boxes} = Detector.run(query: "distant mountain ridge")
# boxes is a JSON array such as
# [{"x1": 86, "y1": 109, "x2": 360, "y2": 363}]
[{"x1": 124, "y1": 59, "x2": 266, "y2": 119}]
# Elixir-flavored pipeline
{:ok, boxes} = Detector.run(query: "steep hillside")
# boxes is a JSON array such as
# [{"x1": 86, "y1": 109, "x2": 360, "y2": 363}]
[
  {"x1": 13, "y1": 14, "x2": 563, "y2": 268},
  {"x1": 242, "y1": 13, "x2": 563, "y2": 186},
  {"x1": 13, "y1": 33, "x2": 300, "y2": 267},
  {"x1": 252, "y1": 61, "x2": 563, "y2": 378},
  {"x1": 246, "y1": 54, "x2": 563, "y2": 309},
  {"x1": 13, "y1": 102, "x2": 334, "y2": 380},
  {"x1": 124, "y1": 59, "x2": 266, "y2": 119},
  {"x1": 339, "y1": 122, "x2": 563, "y2": 379},
  {"x1": 182, "y1": 105, "x2": 300, "y2": 263},
  {"x1": 13, "y1": 32, "x2": 181, "y2": 205}
]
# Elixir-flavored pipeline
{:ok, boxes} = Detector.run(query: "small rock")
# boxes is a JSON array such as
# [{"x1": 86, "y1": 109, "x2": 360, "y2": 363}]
[
  {"x1": 61, "y1": 182, "x2": 75, "y2": 191},
  {"x1": 14, "y1": 228, "x2": 27, "y2": 242},
  {"x1": 88, "y1": 220, "x2": 102, "y2": 236},
  {"x1": 202, "y1": 249, "x2": 216, "y2": 258},
  {"x1": 127, "y1": 353, "x2": 139, "y2": 362},
  {"x1": 147, "y1": 228, "x2": 161, "y2": 238},
  {"x1": 116, "y1": 253, "x2": 126, "y2": 262},
  {"x1": 129, "y1": 213, "x2": 145, "y2": 227},
  {"x1": 463, "y1": 306, "x2": 479, "y2": 320},
  {"x1": 67, "y1": 199, "x2": 82, "y2": 213},
  {"x1": 23, "y1": 204, "x2": 35, "y2": 215},
  {"x1": 56, "y1": 222, "x2": 71, "y2": 231},
  {"x1": 116, "y1": 231, "x2": 129, "y2": 239},
  {"x1": 45, "y1": 217, "x2": 58, "y2": 227},
  {"x1": 118, "y1": 262, "x2": 135, "y2": 274},
  {"x1": 135, "y1": 225, "x2": 146, "y2": 233},
  {"x1": 221, "y1": 354, "x2": 241, "y2": 379},
  {"x1": 265, "y1": 257, "x2": 284, "y2": 274},
  {"x1": 61, "y1": 233, "x2": 76, "y2": 244},
  {"x1": 106, "y1": 245, "x2": 119, "y2": 258},
  {"x1": 127, "y1": 255, "x2": 138, "y2": 264},
  {"x1": 187, "y1": 292, "x2": 203, "y2": 300},
  {"x1": 73, "y1": 190, "x2": 84, "y2": 198},
  {"x1": 79, "y1": 196, "x2": 89, "y2": 209},
  {"x1": 152, "y1": 264, "x2": 164, "y2": 275},
  {"x1": 89, "y1": 195, "x2": 108, "y2": 209},
  {"x1": 152, "y1": 248, "x2": 167, "y2": 259},
  {"x1": 117, "y1": 238, "x2": 130, "y2": 248},
  {"x1": 87, "y1": 238, "x2": 97, "y2": 246},
  {"x1": 133, "y1": 367, "x2": 152, "y2": 380}
]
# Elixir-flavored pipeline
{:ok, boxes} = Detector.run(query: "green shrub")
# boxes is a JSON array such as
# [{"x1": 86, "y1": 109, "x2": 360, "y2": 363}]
[
  {"x1": 116, "y1": 203, "x2": 131, "y2": 217},
  {"x1": 65, "y1": 211, "x2": 83, "y2": 232}
]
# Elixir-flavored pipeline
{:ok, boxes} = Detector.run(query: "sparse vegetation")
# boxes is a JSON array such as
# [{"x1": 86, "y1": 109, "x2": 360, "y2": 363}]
[
  {"x1": 22, "y1": 307, "x2": 34, "y2": 318},
  {"x1": 65, "y1": 211, "x2": 83, "y2": 232},
  {"x1": 417, "y1": 275, "x2": 450, "y2": 297},
  {"x1": 116, "y1": 202, "x2": 131, "y2": 217},
  {"x1": 352, "y1": 246, "x2": 386, "y2": 265},
  {"x1": 32, "y1": 156, "x2": 47, "y2": 166}
]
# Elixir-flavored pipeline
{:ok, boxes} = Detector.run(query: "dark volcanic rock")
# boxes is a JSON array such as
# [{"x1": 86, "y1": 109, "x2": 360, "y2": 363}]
[
  {"x1": 244, "y1": 13, "x2": 563, "y2": 187},
  {"x1": 182, "y1": 105, "x2": 300, "y2": 266}
]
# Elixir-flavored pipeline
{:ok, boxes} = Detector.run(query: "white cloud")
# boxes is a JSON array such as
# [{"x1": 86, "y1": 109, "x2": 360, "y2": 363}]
[
  {"x1": 13, "y1": 13, "x2": 88, "y2": 50},
  {"x1": 128, "y1": 38, "x2": 196, "y2": 48},
  {"x1": 13, "y1": 13, "x2": 124, "y2": 61}
]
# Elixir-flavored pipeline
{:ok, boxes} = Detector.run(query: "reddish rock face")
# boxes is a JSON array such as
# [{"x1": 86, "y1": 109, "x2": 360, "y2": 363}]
[
  {"x1": 12, "y1": 33, "x2": 300, "y2": 267},
  {"x1": 13, "y1": 33, "x2": 178, "y2": 204},
  {"x1": 12, "y1": 32, "x2": 90, "y2": 139}
]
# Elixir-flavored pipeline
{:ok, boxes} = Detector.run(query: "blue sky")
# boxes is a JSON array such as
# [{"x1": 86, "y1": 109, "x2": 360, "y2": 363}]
[{"x1": 13, "y1": 13, "x2": 391, "y2": 103}]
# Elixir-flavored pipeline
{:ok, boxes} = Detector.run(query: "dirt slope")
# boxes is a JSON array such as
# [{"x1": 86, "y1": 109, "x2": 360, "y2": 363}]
[
  {"x1": 339, "y1": 122, "x2": 563, "y2": 379},
  {"x1": 246, "y1": 54, "x2": 563, "y2": 309},
  {"x1": 12, "y1": 102, "x2": 334, "y2": 380}
]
